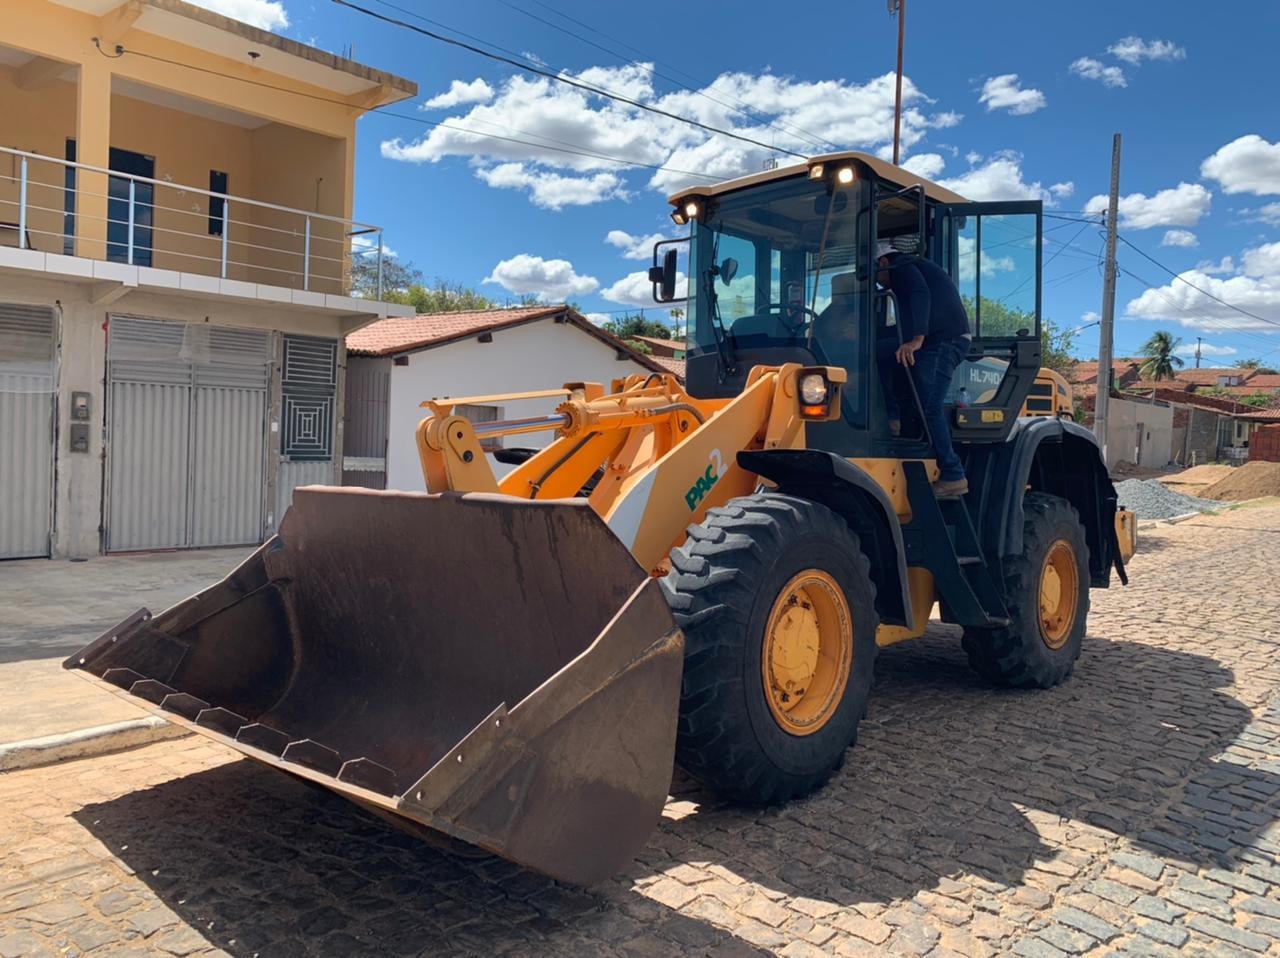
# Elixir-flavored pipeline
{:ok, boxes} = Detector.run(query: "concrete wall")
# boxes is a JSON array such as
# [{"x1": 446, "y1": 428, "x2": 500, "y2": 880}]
[
  {"x1": 1104, "y1": 397, "x2": 1174, "y2": 469},
  {"x1": 385, "y1": 320, "x2": 656, "y2": 492},
  {"x1": 1, "y1": 272, "x2": 346, "y2": 558},
  {"x1": 4, "y1": 0, "x2": 365, "y2": 288},
  {"x1": 1175, "y1": 406, "x2": 1225, "y2": 466}
]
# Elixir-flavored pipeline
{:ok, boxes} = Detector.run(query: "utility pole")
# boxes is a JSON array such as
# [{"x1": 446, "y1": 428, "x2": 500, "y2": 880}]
[
  {"x1": 889, "y1": 0, "x2": 905, "y2": 165},
  {"x1": 1094, "y1": 133, "x2": 1121, "y2": 461},
  {"x1": 1195, "y1": 336, "x2": 1202, "y2": 368}
]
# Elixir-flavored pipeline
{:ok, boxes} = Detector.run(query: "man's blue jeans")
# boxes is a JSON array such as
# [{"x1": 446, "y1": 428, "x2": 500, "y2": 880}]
[{"x1": 912, "y1": 337, "x2": 968, "y2": 482}]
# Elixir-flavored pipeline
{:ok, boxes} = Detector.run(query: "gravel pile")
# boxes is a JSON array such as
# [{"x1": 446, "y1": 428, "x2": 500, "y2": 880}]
[{"x1": 1113, "y1": 478, "x2": 1220, "y2": 520}]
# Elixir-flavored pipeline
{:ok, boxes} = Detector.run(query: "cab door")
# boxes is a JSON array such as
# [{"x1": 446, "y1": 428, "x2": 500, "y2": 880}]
[{"x1": 933, "y1": 201, "x2": 1043, "y2": 442}]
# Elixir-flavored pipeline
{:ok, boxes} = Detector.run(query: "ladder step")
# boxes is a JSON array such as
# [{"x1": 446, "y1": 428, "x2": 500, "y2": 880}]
[{"x1": 957, "y1": 556, "x2": 982, "y2": 566}]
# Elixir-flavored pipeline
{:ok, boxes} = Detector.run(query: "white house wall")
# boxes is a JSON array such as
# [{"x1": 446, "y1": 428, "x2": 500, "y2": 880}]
[{"x1": 385, "y1": 318, "x2": 655, "y2": 492}]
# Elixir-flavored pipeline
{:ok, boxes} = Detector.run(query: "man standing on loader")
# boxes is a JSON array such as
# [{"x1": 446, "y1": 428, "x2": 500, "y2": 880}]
[{"x1": 876, "y1": 239, "x2": 972, "y2": 497}]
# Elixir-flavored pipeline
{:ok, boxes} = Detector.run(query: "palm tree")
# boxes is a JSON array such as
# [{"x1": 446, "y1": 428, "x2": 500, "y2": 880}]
[{"x1": 1138, "y1": 330, "x2": 1185, "y2": 381}]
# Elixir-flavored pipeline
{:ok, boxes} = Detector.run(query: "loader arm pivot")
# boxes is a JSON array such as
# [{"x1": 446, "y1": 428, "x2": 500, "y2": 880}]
[{"x1": 415, "y1": 364, "x2": 847, "y2": 571}]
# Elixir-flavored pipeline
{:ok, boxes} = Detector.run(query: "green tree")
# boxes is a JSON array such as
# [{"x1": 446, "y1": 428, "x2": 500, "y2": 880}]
[
  {"x1": 959, "y1": 296, "x2": 1075, "y2": 376},
  {"x1": 1234, "y1": 358, "x2": 1279, "y2": 374},
  {"x1": 1138, "y1": 330, "x2": 1185, "y2": 381},
  {"x1": 350, "y1": 255, "x2": 423, "y2": 298},
  {"x1": 602, "y1": 313, "x2": 676, "y2": 340},
  {"x1": 1239, "y1": 391, "x2": 1277, "y2": 408},
  {"x1": 382, "y1": 278, "x2": 499, "y2": 313}
]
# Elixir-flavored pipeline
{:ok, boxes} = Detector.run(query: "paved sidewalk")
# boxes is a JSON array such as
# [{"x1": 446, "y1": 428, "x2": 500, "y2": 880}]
[
  {"x1": 0, "y1": 549, "x2": 245, "y2": 755},
  {"x1": 2, "y1": 508, "x2": 1280, "y2": 957}
]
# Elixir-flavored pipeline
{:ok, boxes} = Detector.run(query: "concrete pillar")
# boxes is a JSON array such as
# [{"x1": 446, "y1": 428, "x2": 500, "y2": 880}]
[{"x1": 74, "y1": 58, "x2": 111, "y2": 261}]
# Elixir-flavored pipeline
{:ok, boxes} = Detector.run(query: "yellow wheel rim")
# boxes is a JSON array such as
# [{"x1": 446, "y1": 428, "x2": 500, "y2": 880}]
[
  {"x1": 1039, "y1": 540, "x2": 1079, "y2": 650},
  {"x1": 761, "y1": 570, "x2": 853, "y2": 736}
]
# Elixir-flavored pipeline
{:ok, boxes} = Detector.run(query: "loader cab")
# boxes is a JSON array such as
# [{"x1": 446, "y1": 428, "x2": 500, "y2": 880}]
[{"x1": 656, "y1": 153, "x2": 1043, "y2": 457}]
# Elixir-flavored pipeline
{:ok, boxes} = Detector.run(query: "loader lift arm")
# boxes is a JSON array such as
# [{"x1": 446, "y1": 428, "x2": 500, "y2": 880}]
[{"x1": 415, "y1": 364, "x2": 847, "y2": 573}]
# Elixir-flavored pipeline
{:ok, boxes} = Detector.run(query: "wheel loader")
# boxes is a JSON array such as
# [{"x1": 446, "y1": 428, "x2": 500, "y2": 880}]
[{"x1": 67, "y1": 152, "x2": 1136, "y2": 886}]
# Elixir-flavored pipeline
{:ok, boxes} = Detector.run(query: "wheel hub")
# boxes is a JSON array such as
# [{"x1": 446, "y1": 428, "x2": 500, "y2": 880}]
[
  {"x1": 761, "y1": 570, "x2": 853, "y2": 736},
  {"x1": 1039, "y1": 539, "x2": 1078, "y2": 650}
]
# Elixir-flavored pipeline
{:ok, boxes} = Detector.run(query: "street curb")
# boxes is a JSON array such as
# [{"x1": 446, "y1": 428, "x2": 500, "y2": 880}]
[{"x1": 0, "y1": 717, "x2": 191, "y2": 773}]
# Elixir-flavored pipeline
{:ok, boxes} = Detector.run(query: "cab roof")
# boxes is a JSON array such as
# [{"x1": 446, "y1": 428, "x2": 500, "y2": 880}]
[{"x1": 668, "y1": 151, "x2": 969, "y2": 206}]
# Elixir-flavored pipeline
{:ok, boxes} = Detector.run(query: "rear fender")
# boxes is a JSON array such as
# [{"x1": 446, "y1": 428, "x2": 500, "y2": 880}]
[
  {"x1": 737, "y1": 450, "x2": 913, "y2": 629},
  {"x1": 968, "y1": 418, "x2": 1122, "y2": 587}
]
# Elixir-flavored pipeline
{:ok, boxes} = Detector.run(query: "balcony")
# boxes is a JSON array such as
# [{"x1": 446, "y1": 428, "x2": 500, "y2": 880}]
[
  {"x1": 0, "y1": 145, "x2": 395, "y2": 311},
  {"x1": 0, "y1": 143, "x2": 405, "y2": 318}
]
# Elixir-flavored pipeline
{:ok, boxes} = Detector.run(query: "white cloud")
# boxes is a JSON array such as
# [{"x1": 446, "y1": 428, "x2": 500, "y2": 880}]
[
  {"x1": 601, "y1": 270, "x2": 688, "y2": 308},
  {"x1": 1124, "y1": 245, "x2": 1280, "y2": 332},
  {"x1": 1049, "y1": 182, "x2": 1075, "y2": 200},
  {"x1": 1254, "y1": 202, "x2": 1280, "y2": 225},
  {"x1": 1175, "y1": 342, "x2": 1236, "y2": 358},
  {"x1": 1201, "y1": 135, "x2": 1280, "y2": 196},
  {"x1": 1107, "y1": 36, "x2": 1186, "y2": 64},
  {"x1": 978, "y1": 75, "x2": 1046, "y2": 116},
  {"x1": 606, "y1": 230, "x2": 670, "y2": 260},
  {"x1": 1196, "y1": 256, "x2": 1236, "y2": 275},
  {"x1": 189, "y1": 0, "x2": 287, "y2": 30},
  {"x1": 1083, "y1": 182, "x2": 1211, "y2": 229},
  {"x1": 937, "y1": 151, "x2": 1071, "y2": 203},
  {"x1": 900, "y1": 152, "x2": 946, "y2": 179},
  {"x1": 1069, "y1": 57, "x2": 1127, "y2": 88},
  {"x1": 475, "y1": 164, "x2": 625, "y2": 210},
  {"x1": 382, "y1": 64, "x2": 964, "y2": 207},
  {"x1": 422, "y1": 78, "x2": 495, "y2": 110},
  {"x1": 957, "y1": 235, "x2": 1017, "y2": 282},
  {"x1": 1242, "y1": 241, "x2": 1280, "y2": 279},
  {"x1": 1079, "y1": 311, "x2": 1100, "y2": 327},
  {"x1": 483, "y1": 254, "x2": 599, "y2": 302},
  {"x1": 582, "y1": 312, "x2": 611, "y2": 326},
  {"x1": 1161, "y1": 229, "x2": 1198, "y2": 248}
]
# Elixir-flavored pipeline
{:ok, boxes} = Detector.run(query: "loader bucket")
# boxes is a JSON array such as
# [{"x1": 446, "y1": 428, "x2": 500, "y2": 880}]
[{"x1": 65, "y1": 487, "x2": 684, "y2": 885}]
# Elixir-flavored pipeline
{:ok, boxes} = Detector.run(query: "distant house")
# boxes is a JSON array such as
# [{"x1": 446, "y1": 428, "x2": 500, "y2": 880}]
[
  {"x1": 632, "y1": 334, "x2": 686, "y2": 359},
  {"x1": 344, "y1": 306, "x2": 670, "y2": 491}
]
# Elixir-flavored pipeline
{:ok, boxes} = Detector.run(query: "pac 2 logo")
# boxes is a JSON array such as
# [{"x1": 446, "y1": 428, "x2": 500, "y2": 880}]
[{"x1": 685, "y1": 449, "x2": 726, "y2": 511}]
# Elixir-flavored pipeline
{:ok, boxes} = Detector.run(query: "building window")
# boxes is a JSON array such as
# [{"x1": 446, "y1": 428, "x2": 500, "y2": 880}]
[
  {"x1": 63, "y1": 139, "x2": 76, "y2": 255},
  {"x1": 455, "y1": 404, "x2": 503, "y2": 452},
  {"x1": 209, "y1": 170, "x2": 228, "y2": 236}
]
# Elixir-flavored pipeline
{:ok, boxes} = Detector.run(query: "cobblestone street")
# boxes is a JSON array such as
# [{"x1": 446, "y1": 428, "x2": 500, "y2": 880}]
[{"x1": 3, "y1": 506, "x2": 1280, "y2": 958}]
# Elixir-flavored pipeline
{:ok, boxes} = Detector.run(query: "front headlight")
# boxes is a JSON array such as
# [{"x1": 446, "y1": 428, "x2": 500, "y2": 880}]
[{"x1": 799, "y1": 373, "x2": 829, "y2": 405}]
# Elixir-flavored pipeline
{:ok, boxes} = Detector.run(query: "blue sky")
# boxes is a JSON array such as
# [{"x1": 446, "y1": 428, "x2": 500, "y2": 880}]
[{"x1": 215, "y1": 0, "x2": 1280, "y2": 365}]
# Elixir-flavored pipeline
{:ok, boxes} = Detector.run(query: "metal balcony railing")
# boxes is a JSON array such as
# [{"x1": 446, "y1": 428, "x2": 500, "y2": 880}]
[{"x1": 0, "y1": 146, "x2": 386, "y2": 298}]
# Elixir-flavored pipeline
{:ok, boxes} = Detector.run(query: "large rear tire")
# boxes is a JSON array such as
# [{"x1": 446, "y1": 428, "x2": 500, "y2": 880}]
[
  {"x1": 962, "y1": 492, "x2": 1090, "y2": 688},
  {"x1": 661, "y1": 494, "x2": 878, "y2": 804}
]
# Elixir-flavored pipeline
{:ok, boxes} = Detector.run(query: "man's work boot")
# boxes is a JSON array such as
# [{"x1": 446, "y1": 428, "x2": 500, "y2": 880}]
[{"x1": 933, "y1": 477, "x2": 969, "y2": 498}]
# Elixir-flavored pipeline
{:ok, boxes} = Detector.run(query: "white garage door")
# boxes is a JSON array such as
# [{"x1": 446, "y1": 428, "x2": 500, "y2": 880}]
[
  {"x1": 0, "y1": 304, "x2": 56, "y2": 559},
  {"x1": 106, "y1": 316, "x2": 271, "y2": 551}
]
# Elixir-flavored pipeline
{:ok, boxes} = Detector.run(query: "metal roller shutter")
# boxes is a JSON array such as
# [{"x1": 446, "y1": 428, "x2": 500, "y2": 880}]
[
  {"x1": 0, "y1": 303, "x2": 56, "y2": 559},
  {"x1": 106, "y1": 316, "x2": 270, "y2": 551}
]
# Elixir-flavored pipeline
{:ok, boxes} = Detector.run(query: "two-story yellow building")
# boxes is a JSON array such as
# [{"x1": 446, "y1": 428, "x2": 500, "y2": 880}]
[{"x1": 0, "y1": 0, "x2": 417, "y2": 559}]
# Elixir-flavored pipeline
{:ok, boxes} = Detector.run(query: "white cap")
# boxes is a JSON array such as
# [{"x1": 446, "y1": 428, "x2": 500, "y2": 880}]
[{"x1": 875, "y1": 240, "x2": 896, "y2": 260}]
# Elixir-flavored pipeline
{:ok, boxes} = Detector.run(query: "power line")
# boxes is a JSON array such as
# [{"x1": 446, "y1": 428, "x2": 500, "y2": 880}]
[
  {"x1": 486, "y1": 0, "x2": 833, "y2": 152},
  {"x1": 101, "y1": 43, "x2": 724, "y2": 183},
  {"x1": 332, "y1": 0, "x2": 811, "y2": 160},
  {"x1": 1121, "y1": 268, "x2": 1280, "y2": 350},
  {"x1": 1117, "y1": 234, "x2": 1280, "y2": 330}
]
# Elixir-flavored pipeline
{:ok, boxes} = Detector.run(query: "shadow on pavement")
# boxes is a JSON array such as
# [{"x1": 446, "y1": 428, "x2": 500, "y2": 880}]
[{"x1": 74, "y1": 628, "x2": 1275, "y2": 956}]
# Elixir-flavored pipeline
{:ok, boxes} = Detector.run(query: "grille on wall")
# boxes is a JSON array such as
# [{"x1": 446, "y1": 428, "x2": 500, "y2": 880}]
[{"x1": 282, "y1": 335, "x2": 337, "y2": 461}]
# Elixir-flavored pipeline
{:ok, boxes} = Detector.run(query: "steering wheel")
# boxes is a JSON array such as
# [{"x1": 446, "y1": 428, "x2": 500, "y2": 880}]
[{"x1": 752, "y1": 302, "x2": 820, "y2": 335}]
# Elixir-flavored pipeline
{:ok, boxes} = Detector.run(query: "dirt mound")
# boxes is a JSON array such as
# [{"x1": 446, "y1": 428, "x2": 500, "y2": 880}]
[
  {"x1": 1199, "y1": 461, "x2": 1280, "y2": 501},
  {"x1": 1159, "y1": 464, "x2": 1234, "y2": 487}
]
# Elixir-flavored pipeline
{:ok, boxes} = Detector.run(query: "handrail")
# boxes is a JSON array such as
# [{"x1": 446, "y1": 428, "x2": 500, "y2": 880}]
[
  {"x1": 2, "y1": 145, "x2": 387, "y2": 296},
  {"x1": 0, "y1": 145, "x2": 378, "y2": 233}
]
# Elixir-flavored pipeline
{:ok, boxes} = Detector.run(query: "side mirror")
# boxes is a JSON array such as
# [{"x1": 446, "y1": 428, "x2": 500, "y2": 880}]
[{"x1": 649, "y1": 247, "x2": 678, "y2": 303}]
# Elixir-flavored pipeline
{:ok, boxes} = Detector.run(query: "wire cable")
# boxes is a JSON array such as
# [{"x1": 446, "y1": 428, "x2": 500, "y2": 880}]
[{"x1": 331, "y1": 0, "x2": 810, "y2": 159}]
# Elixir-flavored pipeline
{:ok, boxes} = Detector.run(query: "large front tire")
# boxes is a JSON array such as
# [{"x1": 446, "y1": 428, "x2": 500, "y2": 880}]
[
  {"x1": 661, "y1": 494, "x2": 878, "y2": 804},
  {"x1": 962, "y1": 492, "x2": 1090, "y2": 688}
]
